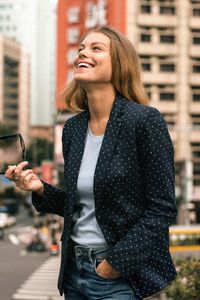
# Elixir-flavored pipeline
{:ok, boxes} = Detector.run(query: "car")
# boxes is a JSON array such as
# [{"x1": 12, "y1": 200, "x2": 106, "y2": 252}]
[
  {"x1": 0, "y1": 212, "x2": 16, "y2": 228},
  {"x1": 0, "y1": 213, "x2": 8, "y2": 228},
  {"x1": 3, "y1": 199, "x2": 19, "y2": 215}
]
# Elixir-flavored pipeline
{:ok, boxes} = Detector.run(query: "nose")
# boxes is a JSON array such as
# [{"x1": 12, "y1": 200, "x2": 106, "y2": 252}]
[{"x1": 78, "y1": 48, "x2": 89, "y2": 58}]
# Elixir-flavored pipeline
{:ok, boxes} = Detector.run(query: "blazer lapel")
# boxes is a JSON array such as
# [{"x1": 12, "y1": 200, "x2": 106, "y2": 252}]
[
  {"x1": 66, "y1": 93, "x2": 127, "y2": 205},
  {"x1": 94, "y1": 93, "x2": 127, "y2": 199},
  {"x1": 66, "y1": 109, "x2": 89, "y2": 201}
]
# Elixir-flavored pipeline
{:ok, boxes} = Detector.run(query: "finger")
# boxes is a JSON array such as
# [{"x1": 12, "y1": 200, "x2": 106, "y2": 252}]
[
  {"x1": 5, "y1": 165, "x2": 17, "y2": 180},
  {"x1": 22, "y1": 173, "x2": 38, "y2": 191},
  {"x1": 13, "y1": 161, "x2": 29, "y2": 178},
  {"x1": 20, "y1": 169, "x2": 34, "y2": 181}
]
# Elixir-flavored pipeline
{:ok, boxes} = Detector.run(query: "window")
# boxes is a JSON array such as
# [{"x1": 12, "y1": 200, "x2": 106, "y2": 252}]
[
  {"x1": 160, "y1": 63, "x2": 175, "y2": 72},
  {"x1": 159, "y1": 28, "x2": 176, "y2": 43},
  {"x1": 160, "y1": 6, "x2": 176, "y2": 15},
  {"x1": 159, "y1": 85, "x2": 175, "y2": 101},
  {"x1": 141, "y1": 0, "x2": 152, "y2": 13},
  {"x1": 140, "y1": 55, "x2": 151, "y2": 71},
  {"x1": 140, "y1": 27, "x2": 151, "y2": 42},
  {"x1": 191, "y1": 114, "x2": 200, "y2": 127},
  {"x1": 4, "y1": 103, "x2": 18, "y2": 110},
  {"x1": 159, "y1": 56, "x2": 176, "y2": 72},
  {"x1": 141, "y1": 33, "x2": 151, "y2": 42},
  {"x1": 142, "y1": 63, "x2": 151, "y2": 71},
  {"x1": 160, "y1": 34, "x2": 175, "y2": 43},
  {"x1": 159, "y1": 0, "x2": 176, "y2": 15},
  {"x1": 191, "y1": 29, "x2": 200, "y2": 45},
  {"x1": 144, "y1": 84, "x2": 152, "y2": 99},
  {"x1": 191, "y1": 86, "x2": 200, "y2": 101},
  {"x1": 67, "y1": 27, "x2": 80, "y2": 44},
  {"x1": 192, "y1": 58, "x2": 200, "y2": 73},
  {"x1": 191, "y1": 142, "x2": 200, "y2": 185},
  {"x1": 67, "y1": 48, "x2": 78, "y2": 64},
  {"x1": 191, "y1": 0, "x2": 200, "y2": 16},
  {"x1": 160, "y1": 92, "x2": 175, "y2": 100},
  {"x1": 162, "y1": 113, "x2": 176, "y2": 127},
  {"x1": 193, "y1": 8, "x2": 200, "y2": 16},
  {"x1": 141, "y1": 5, "x2": 151, "y2": 13}
]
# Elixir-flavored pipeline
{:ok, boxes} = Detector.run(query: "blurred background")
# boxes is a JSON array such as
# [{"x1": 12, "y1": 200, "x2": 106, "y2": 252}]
[{"x1": 0, "y1": 1, "x2": 200, "y2": 300}]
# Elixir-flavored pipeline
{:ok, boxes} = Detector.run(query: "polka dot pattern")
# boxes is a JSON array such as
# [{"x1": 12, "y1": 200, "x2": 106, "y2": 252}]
[{"x1": 32, "y1": 92, "x2": 177, "y2": 298}]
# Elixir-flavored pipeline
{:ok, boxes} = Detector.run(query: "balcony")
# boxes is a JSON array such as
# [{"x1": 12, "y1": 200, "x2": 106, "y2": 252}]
[
  {"x1": 190, "y1": 102, "x2": 200, "y2": 114},
  {"x1": 190, "y1": 74, "x2": 200, "y2": 85},
  {"x1": 142, "y1": 71, "x2": 177, "y2": 85},
  {"x1": 137, "y1": 14, "x2": 178, "y2": 28},
  {"x1": 190, "y1": 17, "x2": 200, "y2": 30},
  {"x1": 190, "y1": 45, "x2": 200, "y2": 57},
  {"x1": 138, "y1": 43, "x2": 178, "y2": 56},
  {"x1": 190, "y1": 130, "x2": 200, "y2": 142},
  {"x1": 156, "y1": 102, "x2": 177, "y2": 113}
]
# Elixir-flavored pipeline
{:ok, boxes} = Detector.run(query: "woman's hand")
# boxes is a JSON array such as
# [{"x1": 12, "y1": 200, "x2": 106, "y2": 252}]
[
  {"x1": 96, "y1": 259, "x2": 120, "y2": 279},
  {"x1": 5, "y1": 161, "x2": 44, "y2": 196}
]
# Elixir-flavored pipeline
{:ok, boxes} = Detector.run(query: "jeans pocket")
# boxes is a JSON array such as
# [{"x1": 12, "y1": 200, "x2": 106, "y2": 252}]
[{"x1": 93, "y1": 258, "x2": 120, "y2": 281}]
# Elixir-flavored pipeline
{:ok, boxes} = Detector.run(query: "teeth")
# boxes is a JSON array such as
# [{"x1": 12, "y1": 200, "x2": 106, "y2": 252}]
[{"x1": 78, "y1": 63, "x2": 93, "y2": 68}]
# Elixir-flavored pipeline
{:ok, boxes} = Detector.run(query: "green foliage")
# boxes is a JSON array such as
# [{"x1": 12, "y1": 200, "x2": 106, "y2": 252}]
[
  {"x1": 0, "y1": 124, "x2": 16, "y2": 148},
  {"x1": 165, "y1": 258, "x2": 200, "y2": 300},
  {"x1": 0, "y1": 124, "x2": 16, "y2": 136},
  {"x1": 26, "y1": 138, "x2": 54, "y2": 166}
]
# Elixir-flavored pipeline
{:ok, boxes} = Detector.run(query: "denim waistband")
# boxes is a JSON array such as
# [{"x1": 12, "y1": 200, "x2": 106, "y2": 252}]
[{"x1": 68, "y1": 238, "x2": 108, "y2": 261}]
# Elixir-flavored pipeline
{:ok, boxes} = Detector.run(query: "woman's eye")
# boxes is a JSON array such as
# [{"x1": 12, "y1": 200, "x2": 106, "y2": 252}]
[{"x1": 93, "y1": 47, "x2": 101, "y2": 51}]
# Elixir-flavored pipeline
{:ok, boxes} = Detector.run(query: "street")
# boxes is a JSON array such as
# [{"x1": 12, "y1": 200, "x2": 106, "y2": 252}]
[
  {"x1": 0, "y1": 207, "x2": 198, "y2": 300},
  {"x1": 0, "y1": 207, "x2": 62, "y2": 300}
]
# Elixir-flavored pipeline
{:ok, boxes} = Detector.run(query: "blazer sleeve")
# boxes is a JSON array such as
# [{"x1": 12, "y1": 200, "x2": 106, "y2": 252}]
[
  {"x1": 106, "y1": 107, "x2": 177, "y2": 277},
  {"x1": 32, "y1": 119, "x2": 73, "y2": 217}
]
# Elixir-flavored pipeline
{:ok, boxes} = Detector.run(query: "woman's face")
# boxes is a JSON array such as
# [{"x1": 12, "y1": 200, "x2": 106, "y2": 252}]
[{"x1": 73, "y1": 32, "x2": 112, "y2": 85}]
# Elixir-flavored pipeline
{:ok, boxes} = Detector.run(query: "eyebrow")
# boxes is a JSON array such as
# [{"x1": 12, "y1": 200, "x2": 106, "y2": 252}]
[{"x1": 79, "y1": 42, "x2": 109, "y2": 47}]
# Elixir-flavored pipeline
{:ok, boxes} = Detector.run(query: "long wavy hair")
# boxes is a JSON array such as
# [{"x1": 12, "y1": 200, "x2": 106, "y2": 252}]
[{"x1": 63, "y1": 26, "x2": 149, "y2": 111}]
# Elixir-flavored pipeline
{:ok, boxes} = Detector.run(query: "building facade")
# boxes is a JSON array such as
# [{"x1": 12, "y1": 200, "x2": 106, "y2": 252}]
[
  {"x1": 128, "y1": 0, "x2": 200, "y2": 223},
  {"x1": 56, "y1": 0, "x2": 200, "y2": 222},
  {"x1": 0, "y1": 34, "x2": 29, "y2": 146},
  {"x1": 0, "y1": 0, "x2": 57, "y2": 126}
]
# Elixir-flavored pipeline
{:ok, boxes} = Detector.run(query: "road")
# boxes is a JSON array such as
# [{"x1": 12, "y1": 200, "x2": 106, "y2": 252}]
[{"x1": 0, "y1": 207, "x2": 62, "y2": 300}]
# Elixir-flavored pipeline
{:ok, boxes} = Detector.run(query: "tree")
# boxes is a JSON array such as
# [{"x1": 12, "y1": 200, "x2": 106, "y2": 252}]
[{"x1": 165, "y1": 258, "x2": 200, "y2": 300}]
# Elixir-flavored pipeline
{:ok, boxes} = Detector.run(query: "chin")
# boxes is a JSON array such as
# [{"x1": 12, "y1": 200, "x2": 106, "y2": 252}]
[{"x1": 74, "y1": 76, "x2": 94, "y2": 84}]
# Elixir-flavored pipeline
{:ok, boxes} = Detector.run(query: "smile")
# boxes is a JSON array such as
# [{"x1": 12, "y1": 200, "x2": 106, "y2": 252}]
[{"x1": 77, "y1": 62, "x2": 94, "y2": 68}]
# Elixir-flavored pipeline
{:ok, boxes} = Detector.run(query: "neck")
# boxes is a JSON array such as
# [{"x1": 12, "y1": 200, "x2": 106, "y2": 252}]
[{"x1": 85, "y1": 84, "x2": 116, "y2": 123}]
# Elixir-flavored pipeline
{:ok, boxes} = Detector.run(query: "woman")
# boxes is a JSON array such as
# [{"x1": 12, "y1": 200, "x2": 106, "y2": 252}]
[{"x1": 5, "y1": 26, "x2": 177, "y2": 300}]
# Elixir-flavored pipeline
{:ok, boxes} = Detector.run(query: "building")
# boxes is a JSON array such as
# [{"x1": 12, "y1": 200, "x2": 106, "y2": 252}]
[
  {"x1": 0, "y1": 34, "x2": 29, "y2": 168},
  {"x1": 0, "y1": 0, "x2": 57, "y2": 126},
  {"x1": 56, "y1": 0, "x2": 200, "y2": 222},
  {"x1": 128, "y1": 0, "x2": 200, "y2": 223},
  {"x1": 0, "y1": 34, "x2": 30, "y2": 177}
]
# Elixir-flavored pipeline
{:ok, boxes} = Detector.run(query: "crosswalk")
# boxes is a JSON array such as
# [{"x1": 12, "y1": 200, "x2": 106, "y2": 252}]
[
  {"x1": 12, "y1": 256, "x2": 64, "y2": 300},
  {"x1": 11, "y1": 254, "x2": 165, "y2": 300}
]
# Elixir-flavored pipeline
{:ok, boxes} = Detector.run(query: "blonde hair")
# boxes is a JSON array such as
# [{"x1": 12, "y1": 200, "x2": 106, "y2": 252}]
[{"x1": 63, "y1": 26, "x2": 149, "y2": 111}]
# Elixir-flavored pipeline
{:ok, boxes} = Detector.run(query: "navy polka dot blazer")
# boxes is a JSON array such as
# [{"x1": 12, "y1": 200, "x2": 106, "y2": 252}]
[{"x1": 32, "y1": 93, "x2": 177, "y2": 299}]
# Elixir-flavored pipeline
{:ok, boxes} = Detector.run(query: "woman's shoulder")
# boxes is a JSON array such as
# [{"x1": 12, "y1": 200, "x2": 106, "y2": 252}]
[
  {"x1": 63, "y1": 110, "x2": 86, "y2": 128},
  {"x1": 123, "y1": 98, "x2": 163, "y2": 126}
]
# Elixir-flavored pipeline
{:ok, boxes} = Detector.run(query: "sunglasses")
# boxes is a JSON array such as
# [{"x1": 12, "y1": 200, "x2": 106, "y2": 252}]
[{"x1": 0, "y1": 133, "x2": 26, "y2": 175}]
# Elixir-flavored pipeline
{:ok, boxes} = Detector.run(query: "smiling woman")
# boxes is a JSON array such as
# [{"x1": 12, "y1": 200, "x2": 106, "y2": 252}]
[
  {"x1": 5, "y1": 26, "x2": 177, "y2": 300},
  {"x1": 73, "y1": 33, "x2": 112, "y2": 89}
]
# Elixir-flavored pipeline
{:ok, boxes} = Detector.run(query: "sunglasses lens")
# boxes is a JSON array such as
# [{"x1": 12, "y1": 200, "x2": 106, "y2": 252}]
[{"x1": 0, "y1": 134, "x2": 25, "y2": 174}]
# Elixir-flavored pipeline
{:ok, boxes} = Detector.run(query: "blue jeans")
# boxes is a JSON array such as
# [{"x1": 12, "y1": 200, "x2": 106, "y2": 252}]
[{"x1": 63, "y1": 241, "x2": 141, "y2": 300}]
